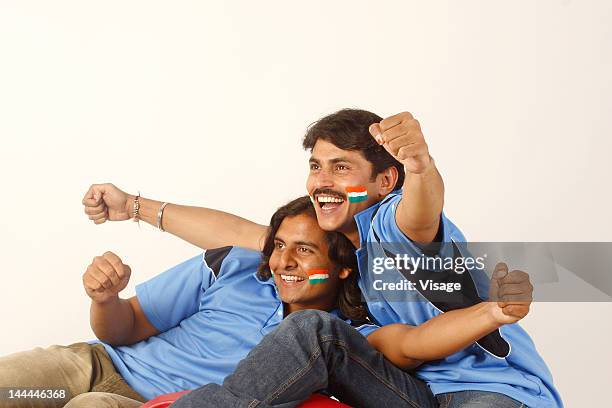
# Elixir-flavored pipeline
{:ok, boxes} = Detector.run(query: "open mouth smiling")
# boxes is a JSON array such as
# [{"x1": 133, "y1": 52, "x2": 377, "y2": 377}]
[{"x1": 314, "y1": 192, "x2": 346, "y2": 213}]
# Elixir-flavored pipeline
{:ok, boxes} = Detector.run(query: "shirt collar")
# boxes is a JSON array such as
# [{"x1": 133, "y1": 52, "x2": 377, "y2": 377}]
[
  {"x1": 353, "y1": 190, "x2": 402, "y2": 248},
  {"x1": 253, "y1": 271, "x2": 276, "y2": 286},
  {"x1": 353, "y1": 203, "x2": 380, "y2": 248}
]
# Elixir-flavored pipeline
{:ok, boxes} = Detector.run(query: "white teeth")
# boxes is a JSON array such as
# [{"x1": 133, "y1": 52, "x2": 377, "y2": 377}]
[
  {"x1": 280, "y1": 275, "x2": 305, "y2": 282},
  {"x1": 316, "y1": 196, "x2": 344, "y2": 203}
]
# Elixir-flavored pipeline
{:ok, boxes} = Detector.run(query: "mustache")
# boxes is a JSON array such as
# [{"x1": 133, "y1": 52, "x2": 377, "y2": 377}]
[{"x1": 312, "y1": 188, "x2": 346, "y2": 200}]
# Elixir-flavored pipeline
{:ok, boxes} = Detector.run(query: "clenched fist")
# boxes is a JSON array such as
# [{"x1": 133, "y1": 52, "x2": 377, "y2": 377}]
[
  {"x1": 82, "y1": 183, "x2": 131, "y2": 224},
  {"x1": 487, "y1": 262, "x2": 533, "y2": 325},
  {"x1": 83, "y1": 251, "x2": 131, "y2": 304},
  {"x1": 368, "y1": 112, "x2": 432, "y2": 174}
]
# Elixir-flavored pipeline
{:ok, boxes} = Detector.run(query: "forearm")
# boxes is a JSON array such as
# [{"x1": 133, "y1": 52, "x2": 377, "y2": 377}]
[
  {"x1": 90, "y1": 297, "x2": 135, "y2": 346},
  {"x1": 401, "y1": 302, "x2": 501, "y2": 360},
  {"x1": 397, "y1": 158, "x2": 445, "y2": 243},
  {"x1": 367, "y1": 325, "x2": 424, "y2": 370},
  {"x1": 127, "y1": 195, "x2": 268, "y2": 251}
]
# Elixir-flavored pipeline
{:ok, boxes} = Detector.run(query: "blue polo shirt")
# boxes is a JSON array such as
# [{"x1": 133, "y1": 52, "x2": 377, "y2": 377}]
[
  {"x1": 355, "y1": 192, "x2": 563, "y2": 408},
  {"x1": 94, "y1": 246, "x2": 376, "y2": 400}
]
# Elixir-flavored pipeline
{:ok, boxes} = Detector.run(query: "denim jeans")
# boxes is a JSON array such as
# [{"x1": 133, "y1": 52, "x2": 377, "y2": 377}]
[
  {"x1": 437, "y1": 391, "x2": 527, "y2": 408},
  {"x1": 172, "y1": 309, "x2": 436, "y2": 408}
]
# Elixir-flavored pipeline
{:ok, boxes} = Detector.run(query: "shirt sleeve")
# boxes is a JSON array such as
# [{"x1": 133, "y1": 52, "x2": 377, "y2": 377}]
[
  {"x1": 135, "y1": 248, "x2": 232, "y2": 332},
  {"x1": 353, "y1": 322, "x2": 380, "y2": 337},
  {"x1": 372, "y1": 193, "x2": 466, "y2": 250}
]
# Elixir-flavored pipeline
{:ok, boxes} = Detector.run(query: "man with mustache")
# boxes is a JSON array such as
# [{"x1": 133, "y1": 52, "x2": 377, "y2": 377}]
[{"x1": 84, "y1": 109, "x2": 562, "y2": 407}]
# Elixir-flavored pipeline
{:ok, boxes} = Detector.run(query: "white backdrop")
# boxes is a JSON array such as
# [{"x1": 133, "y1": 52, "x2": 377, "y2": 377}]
[{"x1": 1, "y1": 1, "x2": 611, "y2": 406}]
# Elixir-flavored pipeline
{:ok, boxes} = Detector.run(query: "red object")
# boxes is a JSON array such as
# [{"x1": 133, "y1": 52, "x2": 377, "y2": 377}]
[
  {"x1": 141, "y1": 391, "x2": 190, "y2": 408},
  {"x1": 298, "y1": 394, "x2": 351, "y2": 407},
  {"x1": 140, "y1": 391, "x2": 351, "y2": 408}
]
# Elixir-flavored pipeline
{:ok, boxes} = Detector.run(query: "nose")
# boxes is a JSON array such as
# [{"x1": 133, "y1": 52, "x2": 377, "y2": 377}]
[
  {"x1": 278, "y1": 248, "x2": 297, "y2": 272},
  {"x1": 313, "y1": 166, "x2": 334, "y2": 190}
]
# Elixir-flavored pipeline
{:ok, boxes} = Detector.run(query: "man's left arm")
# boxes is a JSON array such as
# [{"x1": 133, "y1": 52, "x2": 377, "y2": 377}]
[
  {"x1": 367, "y1": 263, "x2": 533, "y2": 369},
  {"x1": 369, "y1": 112, "x2": 444, "y2": 244}
]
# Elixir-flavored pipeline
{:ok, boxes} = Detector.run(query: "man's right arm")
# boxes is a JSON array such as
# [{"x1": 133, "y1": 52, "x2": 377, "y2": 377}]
[
  {"x1": 82, "y1": 183, "x2": 268, "y2": 251},
  {"x1": 89, "y1": 296, "x2": 159, "y2": 346},
  {"x1": 83, "y1": 252, "x2": 159, "y2": 346}
]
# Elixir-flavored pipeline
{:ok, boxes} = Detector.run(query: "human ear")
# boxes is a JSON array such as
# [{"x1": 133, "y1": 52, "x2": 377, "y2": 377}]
[
  {"x1": 338, "y1": 267, "x2": 352, "y2": 280},
  {"x1": 376, "y1": 166, "x2": 399, "y2": 197}
]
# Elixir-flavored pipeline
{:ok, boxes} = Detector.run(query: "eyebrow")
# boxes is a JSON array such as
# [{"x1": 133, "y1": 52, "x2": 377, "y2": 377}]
[
  {"x1": 295, "y1": 240, "x2": 320, "y2": 250},
  {"x1": 274, "y1": 237, "x2": 320, "y2": 250},
  {"x1": 309, "y1": 156, "x2": 354, "y2": 164}
]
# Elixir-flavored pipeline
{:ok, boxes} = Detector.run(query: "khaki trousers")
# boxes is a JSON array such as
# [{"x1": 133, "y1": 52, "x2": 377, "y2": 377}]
[{"x1": 0, "y1": 342, "x2": 147, "y2": 408}]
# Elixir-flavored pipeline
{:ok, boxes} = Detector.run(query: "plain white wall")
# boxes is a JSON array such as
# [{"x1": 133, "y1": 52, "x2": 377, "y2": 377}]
[{"x1": 1, "y1": 1, "x2": 610, "y2": 406}]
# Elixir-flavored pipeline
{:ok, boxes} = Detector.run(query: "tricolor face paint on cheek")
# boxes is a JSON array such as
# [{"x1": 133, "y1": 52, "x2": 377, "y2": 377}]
[
  {"x1": 346, "y1": 186, "x2": 367, "y2": 203},
  {"x1": 308, "y1": 269, "x2": 329, "y2": 284}
]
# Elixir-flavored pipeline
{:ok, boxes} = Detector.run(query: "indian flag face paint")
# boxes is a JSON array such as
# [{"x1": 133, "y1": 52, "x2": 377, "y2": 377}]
[
  {"x1": 346, "y1": 186, "x2": 367, "y2": 203},
  {"x1": 308, "y1": 269, "x2": 329, "y2": 285}
]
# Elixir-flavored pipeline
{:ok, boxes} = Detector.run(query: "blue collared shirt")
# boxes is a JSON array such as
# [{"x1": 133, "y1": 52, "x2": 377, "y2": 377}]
[
  {"x1": 354, "y1": 191, "x2": 563, "y2": 408},
  {"x1": 93, "y1": 246, "x2": 375, "y2": 400}
]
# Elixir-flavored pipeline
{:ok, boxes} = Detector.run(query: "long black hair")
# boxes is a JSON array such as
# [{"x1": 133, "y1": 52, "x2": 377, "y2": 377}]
[{"x1": 257, "y1": 196, "x2": 367, "y2": 322}]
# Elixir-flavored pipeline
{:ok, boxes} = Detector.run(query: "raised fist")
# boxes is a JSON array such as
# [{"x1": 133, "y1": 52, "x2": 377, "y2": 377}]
[
  {"x1": 487, "y1": 262, "x2": 533, "y2": 325},
  {"x1": 83, "y1": 251, "x2": 131, "y2": 304},
  {"x1": 369, "y1": 112, "x2": 432, "y2": 174},
  {"x1": 82, "y1": 183, "x2": 131, "y2": 224}
]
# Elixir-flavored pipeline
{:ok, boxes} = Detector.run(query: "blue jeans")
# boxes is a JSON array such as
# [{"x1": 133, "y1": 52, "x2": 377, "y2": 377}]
[
  {"x1": 172, "y1": 309, "x2": 436, "y2": 408},
  {"x1": 437, "y1": 391, "x2": 527, "y2": 408}
]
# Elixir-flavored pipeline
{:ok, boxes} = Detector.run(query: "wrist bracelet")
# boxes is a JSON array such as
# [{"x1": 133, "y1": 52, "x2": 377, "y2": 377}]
[
  {"x1": 133, "y1": 192, "x2": 141, "y2": 224},
  {"x1": 157, "y1": 202, "x2": 169, "y2": 232}
]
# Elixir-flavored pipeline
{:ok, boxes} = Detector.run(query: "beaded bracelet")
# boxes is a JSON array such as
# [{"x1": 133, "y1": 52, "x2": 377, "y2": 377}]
[{"x1": 133, "y1": 192, "x2": 141, "y2": 225}]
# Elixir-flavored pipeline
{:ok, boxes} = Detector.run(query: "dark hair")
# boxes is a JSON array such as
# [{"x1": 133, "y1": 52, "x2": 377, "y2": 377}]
[
  {"x1": 302, "y1": 108, "x2": 405, "y2": 190},
  {"x1": 257, "y1": 196, "x2": 367, "y2": 322}
]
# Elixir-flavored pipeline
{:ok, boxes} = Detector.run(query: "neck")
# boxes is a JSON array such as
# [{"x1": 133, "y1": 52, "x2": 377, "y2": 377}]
[
  {"x1": 344, "y1": 229, "x2": 361, "y2": 248},
  {"x1": 283, "y1": 297, "x2": 337, "y2": 317},
  {"x1": 338, "y1": 220, "x2": 361, "y2": 248}
]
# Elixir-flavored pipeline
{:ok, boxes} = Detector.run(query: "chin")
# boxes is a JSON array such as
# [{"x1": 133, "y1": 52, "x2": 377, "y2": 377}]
[
  {"x1": 316, "y1": 219, "x2": 336, "y2": 231},
  {"x1": 315, "y1": 210, "x2": 346, "y2": 231},
  {"x1": 279, "y1": 293, "x2": 298, "y2": 305}
]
